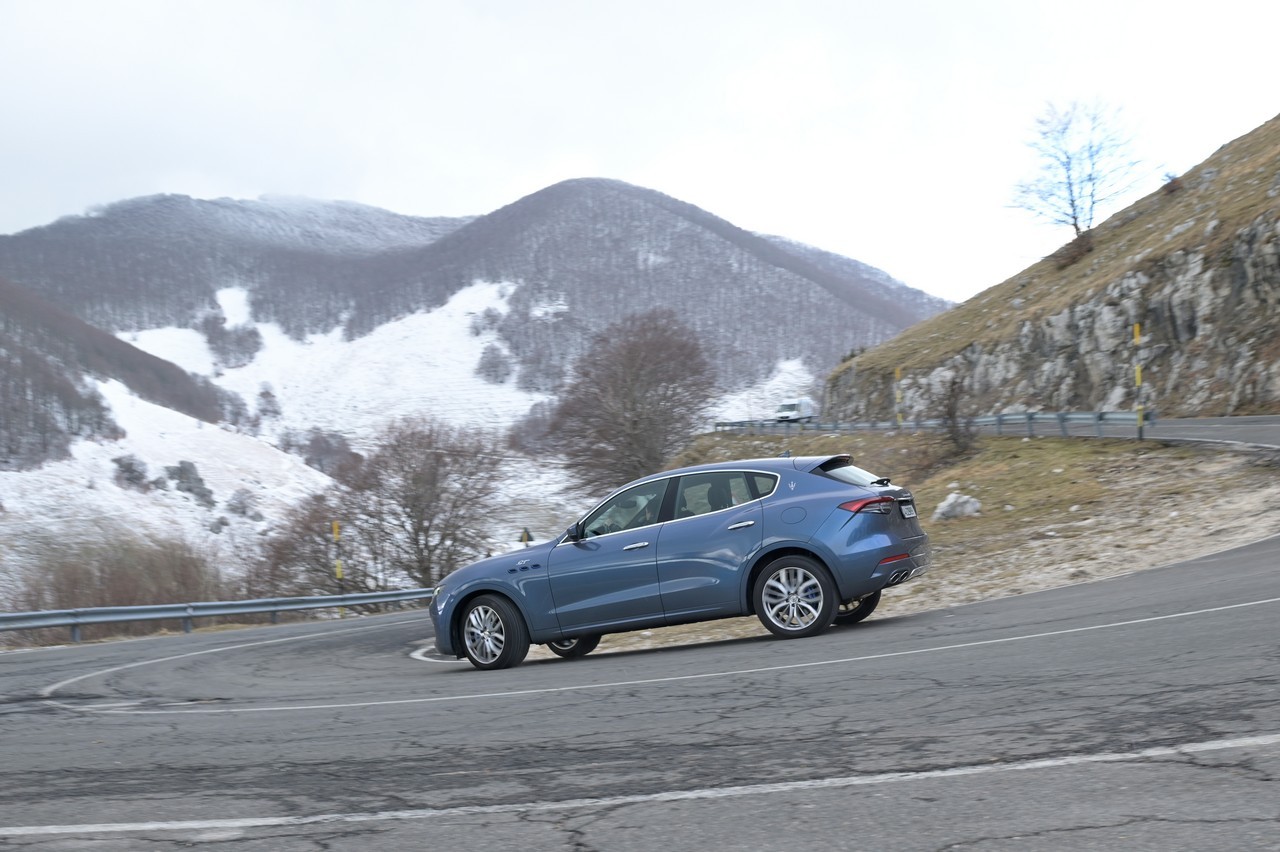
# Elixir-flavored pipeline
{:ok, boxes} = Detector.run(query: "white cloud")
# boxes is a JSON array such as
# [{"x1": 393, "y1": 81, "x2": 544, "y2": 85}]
[{"x1": 2, "y1": 0, "x2": 1277, "y2": 302}]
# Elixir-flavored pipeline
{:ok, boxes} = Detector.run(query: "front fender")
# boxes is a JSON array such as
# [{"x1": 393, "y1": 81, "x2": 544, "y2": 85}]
[{"x1": 435, "y1": 571, "x2": 559, "y2": 657}]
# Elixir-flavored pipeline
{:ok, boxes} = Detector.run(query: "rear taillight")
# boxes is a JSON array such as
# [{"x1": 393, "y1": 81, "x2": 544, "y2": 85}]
[{"x1": 838, "y1": 496, "x2": 895, "y2": 514}]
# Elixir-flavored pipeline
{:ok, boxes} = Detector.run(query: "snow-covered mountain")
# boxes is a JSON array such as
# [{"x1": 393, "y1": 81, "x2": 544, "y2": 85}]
[
  {"x1": 0, "y1": 178, "x2": 950, "y2": 389},
  {"x1": 0, "y1": 277, "x2": 816, "y2": 585},
  {"x1": 0, "y1": 178, "x2": 952, "y2": 590}
]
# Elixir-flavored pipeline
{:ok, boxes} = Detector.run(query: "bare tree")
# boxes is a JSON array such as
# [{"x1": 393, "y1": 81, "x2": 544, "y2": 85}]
[
  {"x1": 248, "y1": 494, "x2": 348, "y2": 598},
  {"x1": 1013, "y1": 100, "x2": 1141, "y2": 237},
  {"x1": 938, "y1": 368, "x2": 978, "y2": 455},
  {"x1": 341, "y1": 417, "x2": 505, "y2": 586},
  {"x1": 253, "y1": 417, "x2": 505, "y2": 589},
  {"x1": 545, "y1": 309, "x2": 715, "y2": 492}
]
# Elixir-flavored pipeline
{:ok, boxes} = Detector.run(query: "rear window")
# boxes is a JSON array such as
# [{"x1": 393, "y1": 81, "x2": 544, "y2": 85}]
[{"x1": 813, "y1": 457, "x2": 882, "y2": 487}]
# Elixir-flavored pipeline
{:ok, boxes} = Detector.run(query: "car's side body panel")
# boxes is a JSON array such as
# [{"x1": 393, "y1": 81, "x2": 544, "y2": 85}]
[
  {"x1": 655, "y1": 500, "x2": 762, "y2": 623},
  {"x1": 547, "y1": 527, "x2": 665, "y2": 633}
]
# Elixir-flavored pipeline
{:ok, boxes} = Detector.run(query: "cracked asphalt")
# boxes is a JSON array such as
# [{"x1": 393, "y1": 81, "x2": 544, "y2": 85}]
[
  {"x1": 1, "y1": 417, "x2": 1278, "y2": 850},
  {"x1": 2, "y1": 534, "x2": 1278, "y2": 851}
]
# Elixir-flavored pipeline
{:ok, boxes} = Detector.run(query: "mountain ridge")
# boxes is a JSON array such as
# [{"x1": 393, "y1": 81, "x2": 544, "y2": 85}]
[{"x1": 0, "y1": 178, "x2": 950, "y2": 397}]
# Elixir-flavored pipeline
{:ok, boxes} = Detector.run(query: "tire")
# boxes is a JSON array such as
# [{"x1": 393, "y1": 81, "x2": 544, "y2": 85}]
[
  {"x1": 835, "y1": 590, "x2": 881, "y2": 626},
  {"x1": 459, "y1": 594, "x2": 530, "y2": 670},
  {"x1": 547, "y1": 634, "x2": 601, "y2": 659},
  {"x1": 752, "y1": 555, "x2": 837, "y2": 638}
]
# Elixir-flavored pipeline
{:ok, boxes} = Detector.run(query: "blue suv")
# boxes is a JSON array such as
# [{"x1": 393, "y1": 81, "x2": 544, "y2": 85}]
[{"x1": 431, "y1": 454, "x2": 930, "y2": 669}]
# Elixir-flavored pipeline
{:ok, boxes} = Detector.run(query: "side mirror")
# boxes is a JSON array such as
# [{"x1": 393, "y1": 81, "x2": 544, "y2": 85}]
[{"x1": 565, "y1": 523, "x2": 583, "y2": 543}]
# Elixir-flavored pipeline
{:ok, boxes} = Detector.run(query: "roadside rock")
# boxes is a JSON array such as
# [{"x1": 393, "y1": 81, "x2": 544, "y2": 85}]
[{"x1": 932, "y1": 492, "x2": 982, "y2": 520}]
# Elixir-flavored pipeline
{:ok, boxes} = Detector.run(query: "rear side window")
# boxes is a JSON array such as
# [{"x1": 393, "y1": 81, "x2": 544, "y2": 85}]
[
  {"x1": 675, "y1": 471, "x2": 760, "y2": 517},
  {"x1": 749, "y1": 473, "x2": 778, "y2": 498},
  {"x1": 814, "y1": 457, "x2": 882, "y2": 487}
]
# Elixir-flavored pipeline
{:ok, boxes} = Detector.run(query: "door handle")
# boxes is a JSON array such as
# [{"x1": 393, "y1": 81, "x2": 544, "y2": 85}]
[
  {"x1": 727, "y1": 521, "x2": 756, "y2": 530},
  {"x1": 622, "y1": 541, "x2": 650, "y2": 551}
]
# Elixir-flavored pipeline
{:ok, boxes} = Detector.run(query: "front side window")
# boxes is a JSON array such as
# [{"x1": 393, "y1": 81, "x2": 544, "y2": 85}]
[{"x1": 582, "y1": 479, "x2": 670, "y2": 537}]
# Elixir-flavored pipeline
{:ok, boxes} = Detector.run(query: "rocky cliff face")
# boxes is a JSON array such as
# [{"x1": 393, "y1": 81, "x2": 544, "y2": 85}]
[{"x1": 828, "y1": 114, "x2": 1280, "y2": 421}]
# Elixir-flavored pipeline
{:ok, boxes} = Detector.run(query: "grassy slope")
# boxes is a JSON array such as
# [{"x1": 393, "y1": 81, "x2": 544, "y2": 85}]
[{"x1": 833, "y1": 112, "x2": 1280, "y2": 380}]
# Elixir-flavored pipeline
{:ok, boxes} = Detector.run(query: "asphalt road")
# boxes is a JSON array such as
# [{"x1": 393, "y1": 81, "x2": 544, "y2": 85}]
[{"x1": 1, "y1": 417, "x2": 1278, "y2": 851}]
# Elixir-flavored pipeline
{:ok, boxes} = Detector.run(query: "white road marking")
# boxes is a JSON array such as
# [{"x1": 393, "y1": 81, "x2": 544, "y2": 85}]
[
  {"x1": 2, "y1": 732, "x2": 1277, "y2": 837},
  {"x1": 408, "y1": 646, "x2": 466, "y2": 664},
  {"x1": 39, "y1": 619, "x2": 423, "y2": 703},
  {"x1": 46, "y1": 595, "x2": 1280, "y2": 715}
]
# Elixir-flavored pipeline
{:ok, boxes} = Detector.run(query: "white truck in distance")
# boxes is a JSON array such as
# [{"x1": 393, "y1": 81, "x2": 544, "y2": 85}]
[{"x1": 775, "y1": 397, "x2": 817, "y2": 422}]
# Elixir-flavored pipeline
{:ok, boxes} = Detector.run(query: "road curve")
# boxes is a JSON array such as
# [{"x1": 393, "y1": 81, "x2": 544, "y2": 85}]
[{"x1": 1, "y1": 417, "x2": 1278, "y2": 850}]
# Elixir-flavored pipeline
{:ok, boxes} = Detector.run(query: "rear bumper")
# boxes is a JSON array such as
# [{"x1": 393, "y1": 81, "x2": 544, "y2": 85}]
[
  {"x1": 834, "y1": 535, "x2": 930, "y2": 598},
  {"x1": 882, "y1": 543, "x2": 930, "y2": 587}
]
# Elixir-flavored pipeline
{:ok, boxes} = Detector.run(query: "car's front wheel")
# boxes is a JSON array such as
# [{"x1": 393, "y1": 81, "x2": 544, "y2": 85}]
[
  {"x1": 753, "y1": 555, "x2": 836, "y2": 638},
  {"x1": 459, "y1": 594, "x2": 530, "y2": 670},
  {"x1": 546, "y1": 634, "x2": 601, "y2": 659},
  {"x1": 835, "y1": 590, "x2": 881, "y2": 626}
]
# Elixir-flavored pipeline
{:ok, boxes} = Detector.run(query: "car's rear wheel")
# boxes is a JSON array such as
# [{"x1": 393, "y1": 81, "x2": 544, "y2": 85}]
[
  {"x1": 460, "y1": 594, "x2": 530, "y2": 670},
  {"x1": 753, "y1": 555, "x2": 836, "y2": 638},
  {"x1": 547, "y1": 634, "x2": 601, "y2": 659},
  {"x1": 835, "y1": 590, "x2": 881, "y2": 626}
]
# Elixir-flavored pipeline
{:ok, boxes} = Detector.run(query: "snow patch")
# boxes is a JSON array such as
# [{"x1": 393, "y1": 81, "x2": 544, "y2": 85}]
[
  {"x1": 119, "y1": 280, "x2": 547, "y2": 443},
  {"x1": 529, "y1": 294, "x2": 569, "y2": 319},
  {"x1": 217, "y1": 286, "x2": 253, "y2": 326},
  {"x1": 119, "y1": 327, "x2": 215, "y2": 375},
  {"x1": 0, "y1": 380, "x2": 333, "y2": 575}
]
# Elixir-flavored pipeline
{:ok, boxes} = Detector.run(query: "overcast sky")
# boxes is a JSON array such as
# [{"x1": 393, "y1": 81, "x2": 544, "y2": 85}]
[{"x1": 2, "y1": 0, "x2": 1276, "y2": 302}]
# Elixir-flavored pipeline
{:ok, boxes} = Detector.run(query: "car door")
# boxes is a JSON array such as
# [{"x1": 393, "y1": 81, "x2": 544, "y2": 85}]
[
  {"x1": 546, "y1": 479, "x2": 669, "y2": 633},
  {"x1": 656, "y1": 471, "x2": 765, "y2": 622}
]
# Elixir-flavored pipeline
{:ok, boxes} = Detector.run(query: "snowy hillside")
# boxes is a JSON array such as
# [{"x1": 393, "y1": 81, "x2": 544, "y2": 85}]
[
  {"x1": 123, "y1": 282, "x2": 550, "y2": 442},
  {"x1": 0, "y1": 279, "x2": 814, "y2": 591},
  {"x1": 122, "y1": 282, "x2": 818, "y2": 441},
  {"x1": 1, "y1": 279, "x2": 819, "y2": 594},
  {"x1": 0, "y1": 381, "x2": 333, "y2": 584}
]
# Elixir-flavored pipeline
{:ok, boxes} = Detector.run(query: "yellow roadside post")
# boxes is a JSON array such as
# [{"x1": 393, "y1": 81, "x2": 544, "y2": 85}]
[{"x1": 332, "y1": 520, "x2": 345, "y2": 617}]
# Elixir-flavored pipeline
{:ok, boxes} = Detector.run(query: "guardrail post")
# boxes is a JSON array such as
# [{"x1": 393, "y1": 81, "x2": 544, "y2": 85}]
[
  {"x1": 71, "y1": 623, "x2": 81, "y2": 643},
  {"x1": 1094, "y1": 412, "x2": 1103, "y2": 438},
  {"x1": 271, "y1": 610, "x2": 280, "y2": 625},
  {"x1": 1025, "y1": 413, "x2": 1035, "y2": 437},
  {"x1": 1057, "y1": 412, "x2": 1068, "y2": 437},
  {"x1": 182, "y1": 605, "x2": 194, "y2": 634}
]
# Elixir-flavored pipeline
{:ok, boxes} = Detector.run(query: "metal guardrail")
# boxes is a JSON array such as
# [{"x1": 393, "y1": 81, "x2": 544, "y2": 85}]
[
  {"x1": 0, "y1": 588, "x2": 435, "y2": 643},
  {"x1": 716, "y1": 410, "x2": 1156, "y2": 438}
]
